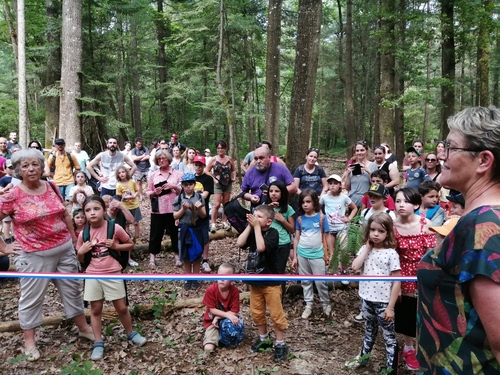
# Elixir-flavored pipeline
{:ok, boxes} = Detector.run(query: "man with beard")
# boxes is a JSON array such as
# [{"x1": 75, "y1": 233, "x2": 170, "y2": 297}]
[
  {"x1": 87, "y1": 138, "x2": 136, "y2": 196},
  {"x1": 241, "y1": 146, "x2": 297, "y2": 206}
]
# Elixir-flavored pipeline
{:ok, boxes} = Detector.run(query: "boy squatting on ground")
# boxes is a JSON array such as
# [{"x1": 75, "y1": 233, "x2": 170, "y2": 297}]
[
  {"x1": 236, "y1": 205, "x2": 289, "y2": 363},
  {"x1": 202, "y1": 263, "x2": 244, "y2": 352}
]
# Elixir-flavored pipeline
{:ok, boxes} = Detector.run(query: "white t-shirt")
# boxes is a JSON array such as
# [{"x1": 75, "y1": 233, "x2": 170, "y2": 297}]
[
  {"x1": 320, "y1": 193, "x2": 352, "y2": 232},
  {"x1": 360, "y1": 207, "x2": 396, "y2": 226},
  {"x1": 357, "y1": 245, "x2": 401, "y2": 303}
]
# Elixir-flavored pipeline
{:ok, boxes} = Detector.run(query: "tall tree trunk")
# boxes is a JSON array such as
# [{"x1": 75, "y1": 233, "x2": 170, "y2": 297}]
[
  {"x1": 345, "y1": 0, "x2": 355, "y2": 146},
  {"x1": 394, "y1": 0, "x2": 405, "y2": 166},
  {"x1": 378, "y1": 0, "x2": 396, "y2": 149},
  {"x1": 493, "y1": 37, "x2": 500, "y2": 106},
  {"x1": 2, "y1": 0, "x2": 18, "y2": 67},
  {"x1": 476, "y1": 0, "x2": 493, "y2": 106},
  {"x1": 44, "y1": 0, "x2": 60, "y2": 149},
  {"x1": 59, "y1": 0, "x2": 82, "y2": 145},
  {"x1": 17, "y1": 0, "x2": 29, "y2": 146},
  {"x1": 156, "y1": 0, "x2": 168, "y2": 130},
  {"x1": 264, "y1": 0, "x2": 282, "y2": 149},
  {"x1": 286, "y1": 0, "x2": 322, "y2": 171},
  {"x1": 130, "y1": 13, "x2": 142, "y2": 138},
  {"x1": 440, "y1": 0, "x2": 455, "y2": 140}
]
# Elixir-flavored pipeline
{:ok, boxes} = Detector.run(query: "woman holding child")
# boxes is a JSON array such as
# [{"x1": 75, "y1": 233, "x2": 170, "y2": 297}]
[
  {"x1": 417, "y1": 106, "x2": 500, "y2": 374},
  {"x1": 369, "y1": 145, "x2": 400, "y2": 196}
]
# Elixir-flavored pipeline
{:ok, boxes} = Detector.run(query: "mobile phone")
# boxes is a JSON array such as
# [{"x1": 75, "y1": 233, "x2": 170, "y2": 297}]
[
  {"x1": 352, "y1": 163, "x2": 362, "y2": 175},
  {"x1": 259, "y1": 183, "x2": 269, "y2": 191}
]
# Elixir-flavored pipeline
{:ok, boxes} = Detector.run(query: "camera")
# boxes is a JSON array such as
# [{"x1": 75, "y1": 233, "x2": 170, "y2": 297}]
[
  {"x1": 259, "y1": 183, "x2": 269, "y2": 192},
  {"x1": 352, "y1": 163, "x2": 362, "y2": 175}
]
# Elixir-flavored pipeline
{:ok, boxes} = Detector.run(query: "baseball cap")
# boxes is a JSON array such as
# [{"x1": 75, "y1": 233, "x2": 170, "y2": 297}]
[
  {"x1": 5, "y1": 159, "x2": 12, "y2": 168},
  {"x1": 204, "y1": 148, "x2": 210, "y2": 153},
  {"x1": 327, "y1": 174, "x2": 342, "y2": 183},
  {"x1": 181, "y1": 172, "x2": 196, "y2": 182},
  {"x1": 193, "y1": 155, "x2": 206, "y2": 165},
  {"x1": 55, "y1": 138, "x2": 65, "y2": 145},
  {"x1": 406, "y1": 146, "x2": 421, "y2": 156},
  {"x1": 171, "y1": 134, "x2": 178, "y2": 139},
  {"x1": 446, "y1": 190, "x2": 465, "y2": 207},
  {"x1": 365, "y1": 183, "x2": 389, "y2": 198},
  {"x1": 430, "y1": 217, "x2": 459, "y2": 237}
]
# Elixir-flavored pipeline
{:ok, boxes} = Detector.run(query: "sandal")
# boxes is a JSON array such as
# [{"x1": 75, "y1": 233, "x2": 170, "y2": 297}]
[{"x1": 25, "y1": 346, "x2": 40, "y2": 361}]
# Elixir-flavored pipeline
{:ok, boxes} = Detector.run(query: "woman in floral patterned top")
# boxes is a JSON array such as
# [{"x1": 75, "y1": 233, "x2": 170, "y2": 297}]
[
  {"x1": 393, "y1": 187, "x2": 436, "y2": 371},
  {"x1": 417, "y1": 106, "x2": 500, "y2": 374}
]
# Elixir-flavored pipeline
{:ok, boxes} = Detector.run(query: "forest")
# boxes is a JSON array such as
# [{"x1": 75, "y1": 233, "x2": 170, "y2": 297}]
[{"x1": 0, "y1": 0, "x2": 499, "y2": 170}]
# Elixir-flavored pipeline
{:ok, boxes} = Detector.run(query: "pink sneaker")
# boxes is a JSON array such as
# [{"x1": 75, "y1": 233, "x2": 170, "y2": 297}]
[{"x1": 403, "y1": 349, "x2": 419, "y2": 371}]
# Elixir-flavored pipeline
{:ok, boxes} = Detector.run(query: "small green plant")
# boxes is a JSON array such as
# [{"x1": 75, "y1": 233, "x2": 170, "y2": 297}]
[
  {"x1": 329, "y1": 215, "x2": 364, "y2": 273},
  {"x1": 163, "y1": 337, "x2": 177, "y2": 348},
  {"x1": 7, "y1": 354, "x2": 29, "y2": 364},
  {"x1": 150, "y1": 289, "x2": 178, "y2": 318},
  {"x1": 59, "y1": 356, "x2": 102, "y2": 375},
  {"x1": 104, "y1": 325, "x2": 115, "y2": 336}
]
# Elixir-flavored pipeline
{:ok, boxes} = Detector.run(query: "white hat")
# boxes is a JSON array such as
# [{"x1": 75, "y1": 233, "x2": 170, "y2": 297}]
[
  {"x1": 327, "y1": 174, "x2": 342, "y2": 183},
  {"x1": 204, "y1": 149, "x2": 210, "y2": 153}
]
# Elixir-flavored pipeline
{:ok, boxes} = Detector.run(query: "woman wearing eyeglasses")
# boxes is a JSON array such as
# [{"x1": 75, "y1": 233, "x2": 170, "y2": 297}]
[
  {"x1": 293, "y1": 148, "x2": 328, "y2": 197},
  {"x1": 344, "y1": 141, "x2": 372, "y2": 207},
  {"x1": 422, "y1": 152, "x2": 441, "y2": 181},
  {"x1": 417, "y1": 106, "x2": 500, "y2": 374}
]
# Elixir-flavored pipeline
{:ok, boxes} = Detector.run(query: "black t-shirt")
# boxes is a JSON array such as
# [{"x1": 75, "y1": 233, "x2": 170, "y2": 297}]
[
  {"x1": 195, "y1": 173, "x2": 214, "y2": 224},
  {"x1": 243, "y1": 227, "x2": 280, "y2": 286}
]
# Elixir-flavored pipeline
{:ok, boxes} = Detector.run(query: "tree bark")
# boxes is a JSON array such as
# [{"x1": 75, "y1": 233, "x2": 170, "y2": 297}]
[
  {"x1": 476, "y1": 0, "x2": 493, "y2": 106},
  {"x1": 286, "y1": 0, "x2": 322, "y2": 171},
  {"x1": 130, "y1": 13, "x2": 142, "y2": 138},
  {"x1": 264, "y1": 0, "x2": 282, "y2": 150},
  {"x1": 17, "y1": 0, "x2": 29, "y2": 147},
  {"x1": 440, "y1": 0, "x2": 455, "y2": 140},
  {"x1": 378, "y1": 0, "x2": 396, "y2": 149},
  {"x1": 44, "y1": 0, "x2": 61, "y2": 149},
  {"x1": 156, "y1": 0, "x2": 169, "y2": 130},
  {"x1": 59, "y1": 0, "x2": 82, "y2": 144},
  {"x1": 345, "y1": 0, "x2": 355, "y2": 145}
]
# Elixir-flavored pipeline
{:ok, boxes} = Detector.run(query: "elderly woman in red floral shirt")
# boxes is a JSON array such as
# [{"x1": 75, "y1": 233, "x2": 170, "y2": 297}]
[{"x1": 0, "y1": 148, "x2": 94, "y2": 361}]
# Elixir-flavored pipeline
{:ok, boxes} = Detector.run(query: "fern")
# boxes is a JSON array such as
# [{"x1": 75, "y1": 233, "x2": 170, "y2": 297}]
[{"x1": 328, "y1": 214, "x2": 364, "y2": 273}]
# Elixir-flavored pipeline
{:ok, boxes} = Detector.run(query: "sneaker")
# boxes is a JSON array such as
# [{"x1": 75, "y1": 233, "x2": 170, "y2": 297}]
[
  {"x1": 222, "y1": 221, "x2": 231, "y2": 231},
  {"x1": 128, "y1": 331, "x2": 147, "y2": 347},
  {"x1": 184, "y1": 281, "x2": 192, "y2": 290},
  {"x1": 25, "y1": 346, "x2": 41, "y2": 361},
  {"x1": 128, "y1": 259, "x2": 139, "y2": 267},
  {"x1": 191, "y1": 281, "x2": 201, "y2": 290},
  {"x1": 251, "y1": 337, "x2": 273, "y2": 353},
  {"x1": 78, "y1": 330, "x2": 95, "y2": 341},
  {"x1": 209, "y1": 223, "x2": 217, "y2": 233},
  {"x1": 353, "y1": 311, "x2": 363, "y2": 323},
  {"x1": 274, "y1": 344, "x2": 289, "y2": 362},
  {"x1": 90, "y1": 341, "x2": 104, "y2": 361},
  {"x1": 201, "y1": 261, "x2": 211, "y2": 273},
  {"x1": 323, "y1": 305, "x2": 332, "y2": 317},
  {"x1": 403, "y1": 349, "x2": 419, "y2": 371},
  {"x1": 301, "y1": 307, "x2": 312, "y2": 319}
]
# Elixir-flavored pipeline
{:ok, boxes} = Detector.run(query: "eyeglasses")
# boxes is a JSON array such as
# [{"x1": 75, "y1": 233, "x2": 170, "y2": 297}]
[
  {"x1": 373, "y1": 146, "x2": 385, "y2": 151},
  {"x1": 444, "y1": 141, "x2": 483, "y2": 159},
  {"x1": 308, "y1": 148, "x2": 319, "y2": 154},
  {"x1": 425, "y1": 158, "x2": 437, "y2": 162}
]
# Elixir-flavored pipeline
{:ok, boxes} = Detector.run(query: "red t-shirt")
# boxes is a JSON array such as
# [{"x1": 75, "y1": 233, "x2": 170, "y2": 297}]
[{"x1": 202, "y1": 283, "x2": 240, "y2": 329}]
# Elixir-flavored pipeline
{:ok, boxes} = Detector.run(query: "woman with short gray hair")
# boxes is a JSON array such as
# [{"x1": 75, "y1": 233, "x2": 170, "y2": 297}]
[
  {"x1": 417, "y1": 106, "x2": 500, "y2": 373},
  {"x1": 0, "y1": 148, "x2": 94, "y2": 361}
]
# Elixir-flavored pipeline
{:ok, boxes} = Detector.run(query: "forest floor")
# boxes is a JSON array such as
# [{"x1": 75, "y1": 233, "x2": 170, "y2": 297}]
[{"x1": 0, "y1": 155, "x2": 417, "y2": 375}]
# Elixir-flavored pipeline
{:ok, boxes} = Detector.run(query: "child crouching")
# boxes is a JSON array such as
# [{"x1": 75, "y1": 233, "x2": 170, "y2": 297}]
[{"x1": 202, "y1": 263, "x2": 244, "y2": 352}]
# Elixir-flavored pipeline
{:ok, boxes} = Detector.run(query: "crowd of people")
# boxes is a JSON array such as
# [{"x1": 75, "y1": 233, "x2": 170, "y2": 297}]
[{"x1": 1, "y1": 106, "x2": 500, "y2": 373}]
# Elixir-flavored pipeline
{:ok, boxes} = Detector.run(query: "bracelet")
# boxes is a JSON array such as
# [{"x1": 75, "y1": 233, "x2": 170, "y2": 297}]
[{"x1": 387, "y1": 307, "x2": 394, "y2": 311}]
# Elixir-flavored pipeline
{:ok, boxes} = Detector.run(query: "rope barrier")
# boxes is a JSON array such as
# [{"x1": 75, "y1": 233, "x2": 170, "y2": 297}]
[{"x1": 0, "y1": 271, "x2": 417, "y2": 282}]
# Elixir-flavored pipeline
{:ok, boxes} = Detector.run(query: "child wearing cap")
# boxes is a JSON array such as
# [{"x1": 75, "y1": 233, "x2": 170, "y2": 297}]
[
  {"x1": 360, "y1": 183, "x2": 396, "y2": 225},
  {"x1": 360, "y1": 170, "x2": 396, "y2": 212},
  {"x1": 173, "y1": 172, "x2": 207, "y2": 291},
  {"x1": 193, "y1": 155, "x2": 214, "y2": 273},
  {"x1": 320, "y1": 174, "x2": 358, "y2": 252},
  {"x1": 403, "y1": 146, "x2": 431, "y2": 190}
]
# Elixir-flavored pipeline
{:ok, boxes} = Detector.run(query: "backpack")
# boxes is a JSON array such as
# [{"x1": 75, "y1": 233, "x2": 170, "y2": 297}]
[
  {"x1": 224, "y1": 192, "x2": 250, "y2": 234},
  {"x1": 81, "y1": 219, "x2": 129, "y2": 271},
  {"x1": 49, "y1": 152, "x2": 75, "y2": 176}
]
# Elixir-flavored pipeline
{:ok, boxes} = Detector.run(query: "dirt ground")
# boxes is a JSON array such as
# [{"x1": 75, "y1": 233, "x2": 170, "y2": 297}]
[{"x1": 0, "y1": 156, "x2": 417, "y2": 374}]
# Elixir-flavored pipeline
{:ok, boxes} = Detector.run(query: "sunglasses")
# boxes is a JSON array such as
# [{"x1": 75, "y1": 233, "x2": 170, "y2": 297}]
[
  {"x1": 374, "y1": 146, "x2": 385, "y2": 151},
  {"x1": 356, "y1": 140, "x2": 368, "y2": 145},
  {"x1": 308, "y1": 148, "x2": 320, "y2": 154},
  {"x1": 425, "y1": 158, "x2": 437, "y2": 162}
]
